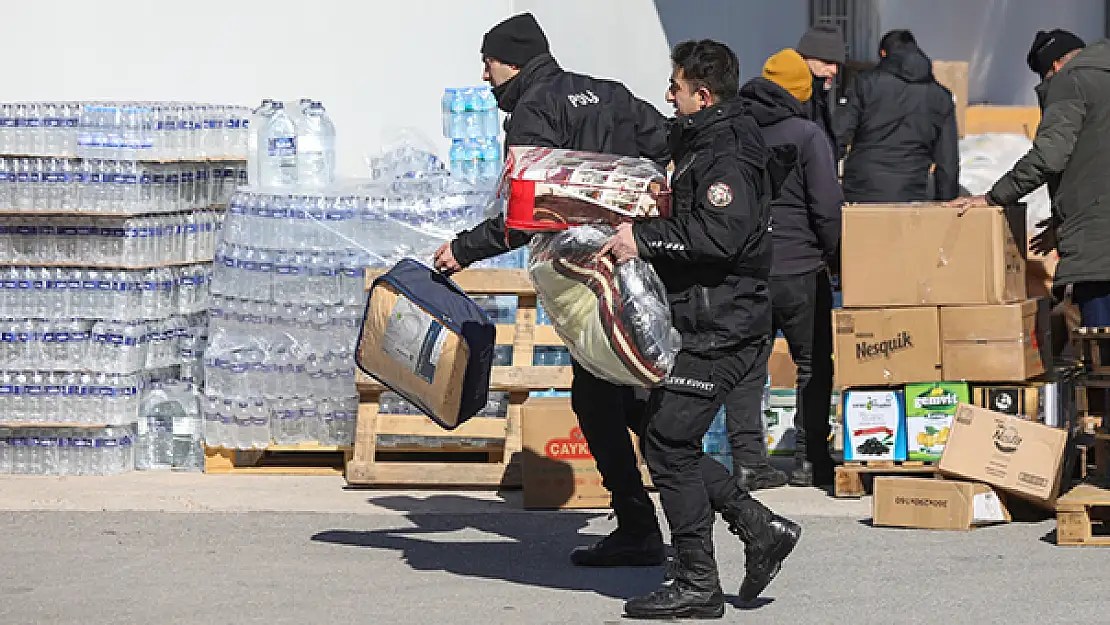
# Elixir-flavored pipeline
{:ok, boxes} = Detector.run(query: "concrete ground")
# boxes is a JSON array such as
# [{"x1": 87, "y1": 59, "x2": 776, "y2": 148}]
[{"x1": 0, "y1": 474, "x2": 1106, "y2": 624}]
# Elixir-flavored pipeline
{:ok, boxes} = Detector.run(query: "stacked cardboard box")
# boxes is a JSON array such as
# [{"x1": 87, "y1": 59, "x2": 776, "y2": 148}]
[{"x1": 832, "y1": 204, "x2": 1070, "y2": 529}]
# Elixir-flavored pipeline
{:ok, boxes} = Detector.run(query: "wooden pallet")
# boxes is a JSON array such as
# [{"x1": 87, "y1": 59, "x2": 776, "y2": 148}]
[
  {"x1": 834, "y1": 461, "x2": 938, "y2": 498},
  {"x1": 348, "y1": 268, "x2": 573, "y2": 488},
  {"x1": 204, "y1": 442, "x2": 352, "y2": 476},
  {"x1": 1076, "y1": 327, "x2": 1110, "y2": 376},
  {"x1": 1056, "y1": 483, "x2": 1110, "y2": 546}
]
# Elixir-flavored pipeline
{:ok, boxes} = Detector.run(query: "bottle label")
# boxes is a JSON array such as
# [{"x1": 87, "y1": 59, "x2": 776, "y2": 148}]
[{"x1": 268, "y1": 136, "x2": 297, "y2": 157}]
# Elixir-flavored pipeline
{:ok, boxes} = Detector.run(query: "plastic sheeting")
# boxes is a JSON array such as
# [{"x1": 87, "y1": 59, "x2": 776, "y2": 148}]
[{"x1": 959, "y1": 133, "x2": 1051, "y2": 233}]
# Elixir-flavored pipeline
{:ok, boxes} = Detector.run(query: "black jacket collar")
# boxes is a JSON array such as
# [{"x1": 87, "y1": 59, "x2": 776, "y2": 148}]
[{"x1": 494, "y1": 53, "x2": 563, "y2": 113}]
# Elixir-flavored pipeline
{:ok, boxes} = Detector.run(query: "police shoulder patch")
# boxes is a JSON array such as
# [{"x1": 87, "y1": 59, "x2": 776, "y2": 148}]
[{"x1": 707, "y1": 182, "x2": 733, "y2": 207}]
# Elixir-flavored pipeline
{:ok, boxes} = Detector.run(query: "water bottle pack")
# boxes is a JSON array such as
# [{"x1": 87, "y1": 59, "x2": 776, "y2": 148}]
[
  {"x1": 0, "y1": 265, "x2": 212, "y2": 320},
  {"x1": 135, "y1": 379, "x2": 203, "y2": 472},
  {"x1": 440, "y1": 86, "x2": 503, "y2": 186},
  {"x1": 0, "y1": 157, "x2": 245, "y2": 213},
  {"x1": 0, "y1": 313, "x2": 207, "y2": 374},
  {"x1": 0, "y1": 425, "x2": 135, "y2": 475},
  {"x1": 202, "y1": 295, "x2": 361, "y2": 449},
  {"x1": 441, "y1": 87, "x2": 501, "y2": 140},
  {"x1": 0, "y1": 370, "x2": 145, "y2": 425},
  {"x1": 69, "y1": 102, "x2": 249, "y2": 160},
  {"x1": 0, "y1": 211, "x2": 221, "y2": 266},
  {"x1": 248, "y1": 99, "x2": 336, "y2": 189}
]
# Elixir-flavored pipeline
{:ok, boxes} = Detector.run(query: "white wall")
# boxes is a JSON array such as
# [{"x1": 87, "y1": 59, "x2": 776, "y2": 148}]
[
  {"x1": 877, "y1": 0, "x2": 1105, "y2": 105},
  {"x1": 2, "y1": 0, "x2": 513, "y2": 176},
  {"x1": 0, "y1": 0, "x2": 805, "y2": 175}
]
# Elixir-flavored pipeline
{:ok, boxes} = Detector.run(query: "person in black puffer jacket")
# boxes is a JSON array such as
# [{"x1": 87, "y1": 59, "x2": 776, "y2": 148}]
[
  {"x1": 835, "y1": 29, "x2": 960, "y2": 202},
  {"x1": 725, "y1": 49, "x2": 843, "y2": 491},
  {"x1": 431, "y1": 13, "x2": 672, "y2": 571}
]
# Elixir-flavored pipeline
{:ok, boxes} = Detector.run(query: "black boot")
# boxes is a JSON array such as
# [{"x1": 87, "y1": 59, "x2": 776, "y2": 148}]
[
  {"x1": 624, "y1": 547, "x2": 726, "y2": 620},
  {"x1": 788, "y1": 454, "x2": 814, "y2": 487},
  {"x1": 737, "y1": 462, "x2": 789, "y2": 491},
  {"x1": 570, "y1": 495, "x2": 665, "y2": 567},
  {"x1": 721, "y1": 497, "x2": 801, "y2": 603}
]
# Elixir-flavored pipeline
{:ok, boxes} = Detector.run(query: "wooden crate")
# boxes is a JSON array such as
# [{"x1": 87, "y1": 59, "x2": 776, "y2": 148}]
[
  {"x1": 834, "y1": 461, "x2": 938, "y2": 498},
  {"x1": 1056, "y1": 483, "x2": 1110, "y2": 546},
  {"x1": 204, "y1": 443, "x2": 352, "y2": 476},
  {"x1": 347, "y1": 268, "x2": 573, "y2": 488}
]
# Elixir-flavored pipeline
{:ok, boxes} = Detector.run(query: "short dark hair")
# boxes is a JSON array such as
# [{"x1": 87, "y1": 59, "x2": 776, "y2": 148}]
[
  {"x1": 671, "y1": 39, "x2": 740, "y2": 101},
  {"x1": 879, "y1": 29, "x2": 916, "y2": 54}
]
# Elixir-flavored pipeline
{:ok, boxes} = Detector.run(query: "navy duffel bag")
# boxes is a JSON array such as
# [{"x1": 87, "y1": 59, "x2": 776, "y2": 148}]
[{"x1": 356, "y1": 258, "x2": 496, "y2": 430}]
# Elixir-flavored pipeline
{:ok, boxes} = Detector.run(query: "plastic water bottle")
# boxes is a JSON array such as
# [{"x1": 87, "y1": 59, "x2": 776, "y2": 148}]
[
  {"x1": 479, "y1": 87, "x2": 500, "y2": 137},
  {"x1": 261, "y1": 102, "x2": 297, "y2": 188},
  {"x1": 296, "y1": 102, "x2": 336, "y2": 188},
  {"x1": 441, "y1": 89, "x2": 457, "y2": 138}
]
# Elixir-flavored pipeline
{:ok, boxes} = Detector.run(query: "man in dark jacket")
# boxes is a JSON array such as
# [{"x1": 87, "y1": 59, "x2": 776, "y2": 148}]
[
  {"x1": 797, "y1": 23, "x2": 846, "y2": 153},
  {"x1": 953, "y1": 31, "x2": 1110, "y2": 328},
  {"x1": 602, "y1": 40, "x2": 801, "y2": 620},
  {"x1": 835, "y1": 30, "x2": 960, "y2": 202},
  {"x1": 728, "y1": 49, "x2": 843, "y2": 490},
  {"x1": 431, "y1": 13, "x2": 672, "y2": 569}
]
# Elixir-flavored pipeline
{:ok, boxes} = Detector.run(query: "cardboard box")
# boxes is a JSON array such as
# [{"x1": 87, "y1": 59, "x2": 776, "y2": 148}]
[
  {"x1": 872, "y1": 477, "x2": 1011, "y2": 530},
  {"x1": 965, "y1": 105, "x2": 1040, "y2": 140},
  {"x1": 843, "y1": 389, "x2": 907, "y2": 461},
  {"x1": 933, "y1": 61, "x2": 969, "y2": 137},
  {"x1": 833, "y1": 307, "x2": 942, "y2": 387},
  {"x1": 521, "y1": 396, "x2": 649, "y2": 509},
  {"x1": 941, "y1": 299, "x2": 1045, "y2": 382},
  {"x1": 762, "y1": 390, "x2": 842, "y2": 456},
  {"x1": 904, "y1": 382, "x2": 970, "y2": 462},
  {"x1": 769, "y1": 337, "x2": 796, "y2": 389},
  {"x1": 841, "y1": 204, "x2": 1026, "y2": 308},
  {"x1": 973, "y1": 383, "x2": 1048, "y2": 423},
  {"x1": 937, "y1": 403, "x2": 1067, "y2": 508}
]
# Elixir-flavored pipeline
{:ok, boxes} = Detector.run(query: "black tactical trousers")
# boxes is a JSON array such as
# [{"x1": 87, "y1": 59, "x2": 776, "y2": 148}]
[
  {"x1": 570, "y1": 361, "x2": 657, "y2": 532},
  {"x1": 725, "y1": 269, "x2": 834, "y2": 470},
  {"x1": 643, "y1": 338, "x2": 770, "y2": 552}
]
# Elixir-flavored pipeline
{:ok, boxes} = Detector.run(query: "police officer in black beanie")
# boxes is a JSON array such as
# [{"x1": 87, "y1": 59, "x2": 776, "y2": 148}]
[
  {"x1": 433, "y1": 13, "x2": 673, "y2": 569},
  {"x1": 952, "y1": 30, "x2": 1110, "y2": 332}
]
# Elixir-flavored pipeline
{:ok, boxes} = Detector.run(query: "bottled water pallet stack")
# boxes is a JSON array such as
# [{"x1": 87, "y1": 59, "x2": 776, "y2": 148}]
[
  {"x1": 200, "y1": 184, "x2": 492, "y2": 475},
  {"x1": 0, "y1": 100, "x2": 246, "y2": 476},
  {"x1": 348, "y1": 268, "x2": 576, "y2": 488}
]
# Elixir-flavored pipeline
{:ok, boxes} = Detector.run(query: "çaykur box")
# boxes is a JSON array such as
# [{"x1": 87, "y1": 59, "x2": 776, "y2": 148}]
[
  {"x1": 356, "y1": 259, "x2": 496, "y2": 430},
  {"x1": 501, "y1": 146, "x2": 672, "y2": 232}
]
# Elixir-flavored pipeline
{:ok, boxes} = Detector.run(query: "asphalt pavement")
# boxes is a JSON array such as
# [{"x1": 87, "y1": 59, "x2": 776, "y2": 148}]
[{"x1": 0, "y1": 475, "x2": 1105, "y2": 624}]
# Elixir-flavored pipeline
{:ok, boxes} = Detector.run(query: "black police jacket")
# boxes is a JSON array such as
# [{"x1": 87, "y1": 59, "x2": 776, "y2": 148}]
[
  {"x1": 632, "y1": 99, "x2": 793, "y2": 356},
  {"x1": 450, "y1": 54, "x2": 671, "y2": 267},
  {"x1": 834, "y1": 43, "x2": 960, "y2": 202}
]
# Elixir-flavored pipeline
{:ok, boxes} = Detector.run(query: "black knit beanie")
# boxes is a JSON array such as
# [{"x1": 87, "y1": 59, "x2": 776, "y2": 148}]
[
  {"x1": 797, "y1": 23, "x2": 846, "y2": 65},
  {"x1": 1027, "y1": 29, "x2": 1085, "y2": 77},
  {"x1": 481, "y1": 13, "x2": 550, "y2": 67}
]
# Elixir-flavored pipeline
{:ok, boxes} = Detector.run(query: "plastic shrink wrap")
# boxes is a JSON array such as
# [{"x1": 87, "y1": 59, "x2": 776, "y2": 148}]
[{"x1": 528, "y1": 225, "x2": 680, "y2": 388}]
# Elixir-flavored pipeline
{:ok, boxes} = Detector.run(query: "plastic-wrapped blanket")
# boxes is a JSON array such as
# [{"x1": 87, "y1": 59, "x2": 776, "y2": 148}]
[
  {"x1": 528, "y1": 226, "x2": 680, "y2": 387},
  {"x1": 502, "y1": 147, "x2": 672, "y2": 232},
  {"x1": 959, "y1": 133, "x2": 1051, "y2": 233}
]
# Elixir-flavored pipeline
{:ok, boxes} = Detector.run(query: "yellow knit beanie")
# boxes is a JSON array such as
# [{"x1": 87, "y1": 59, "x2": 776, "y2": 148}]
[{"x1": 763, "y1": 48, "x2": 813, "y2": 103}]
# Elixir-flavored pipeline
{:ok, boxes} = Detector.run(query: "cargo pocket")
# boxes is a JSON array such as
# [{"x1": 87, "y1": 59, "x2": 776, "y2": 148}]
[{"x1": 651, "y1": 352, "x2": 721, "y2": 443}]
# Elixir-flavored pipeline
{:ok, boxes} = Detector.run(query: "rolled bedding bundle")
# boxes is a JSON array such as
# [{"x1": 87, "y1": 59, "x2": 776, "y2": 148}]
[{"x1": 528, "y1": 225, "x2": 680, "y2": 387}]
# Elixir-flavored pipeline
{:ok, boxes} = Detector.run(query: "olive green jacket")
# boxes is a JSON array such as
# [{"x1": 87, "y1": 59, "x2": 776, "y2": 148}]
[{"x1": 989, "y1": 39, "x2": 1110, "y2": 286}]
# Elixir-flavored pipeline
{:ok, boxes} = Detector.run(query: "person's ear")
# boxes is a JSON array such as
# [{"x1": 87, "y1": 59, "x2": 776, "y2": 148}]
[{"x1": 696, "y1": 86, "x2": 714, "y2": 108}]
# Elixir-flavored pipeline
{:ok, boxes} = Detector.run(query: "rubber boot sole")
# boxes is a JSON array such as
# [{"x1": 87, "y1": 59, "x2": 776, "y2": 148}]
[{"x1": 624, "y1": 602, "x2": 726, "y2": 620}]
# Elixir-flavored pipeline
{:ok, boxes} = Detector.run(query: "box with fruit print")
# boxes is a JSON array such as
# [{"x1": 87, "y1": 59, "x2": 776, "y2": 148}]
[
  {"x1": 842, "y1": 389, "x2": 907, "y2": 462},
  {"x1": 904, "y1": 382, "x2": 970, "y2": 462}
]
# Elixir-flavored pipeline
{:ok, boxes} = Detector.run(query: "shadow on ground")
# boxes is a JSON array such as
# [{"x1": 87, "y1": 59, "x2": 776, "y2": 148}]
[{"x1": 312, "y1": 493, "x2": 667, "y2": 599}]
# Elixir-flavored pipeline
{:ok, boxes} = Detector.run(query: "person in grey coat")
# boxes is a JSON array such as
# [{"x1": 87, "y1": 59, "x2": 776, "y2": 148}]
[{"x1": 953, "y1": 30, "x2": 1110, "y2": 328}]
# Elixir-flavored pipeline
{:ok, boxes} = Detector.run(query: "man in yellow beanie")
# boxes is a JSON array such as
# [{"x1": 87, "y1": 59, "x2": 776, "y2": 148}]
[{"x1": 724, "y1": 47, "x2": 843, "y2": 490}]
